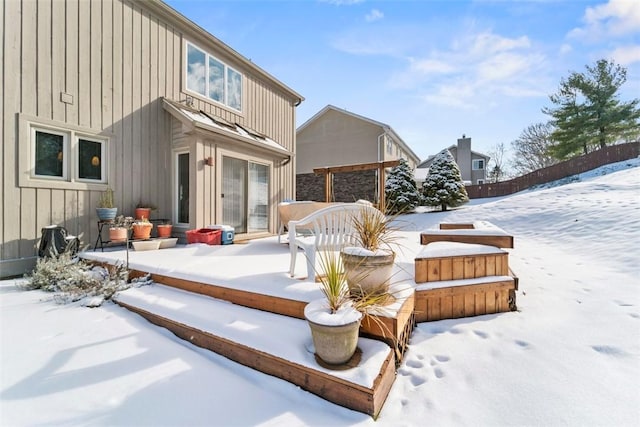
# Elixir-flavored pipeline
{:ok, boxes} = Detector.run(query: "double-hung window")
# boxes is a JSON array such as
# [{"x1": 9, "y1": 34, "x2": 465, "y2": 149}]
[
  {"x1": 186, "y1": 42, "x2": 243, "y2": 112},
  {"x1": 472, "y1": 159, "x2": 485, "y2": 170}
]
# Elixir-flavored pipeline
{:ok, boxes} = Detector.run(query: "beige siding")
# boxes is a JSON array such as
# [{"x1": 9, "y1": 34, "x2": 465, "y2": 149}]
[{"x1": 1, "y1": 0, "x2": 299, "y2": 275}]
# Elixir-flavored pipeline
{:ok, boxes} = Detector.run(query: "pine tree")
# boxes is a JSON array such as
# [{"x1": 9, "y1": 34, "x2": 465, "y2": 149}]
[
  {"x1": 384, "y1": 158, "x2": 421, "y2": 214},
  {"x1": 422, "y1": 150, "x2": 468, "y2": 211}
]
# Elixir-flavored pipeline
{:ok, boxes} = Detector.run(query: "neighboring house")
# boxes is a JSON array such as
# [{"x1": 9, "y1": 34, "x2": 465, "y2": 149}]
[
  {"x1": 415, "y1": 135, "x2": 489, "y2": 186},
  {"x1": 296, "y1": 105, "x2": 420, "y2": 202},
  {"x1": 1, "y1": 0, "x2": 303, "y2": 277}
]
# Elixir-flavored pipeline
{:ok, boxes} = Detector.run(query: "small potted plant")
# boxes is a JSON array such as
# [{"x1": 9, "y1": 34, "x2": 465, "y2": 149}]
[
  {"x1": 132, "y1": 217, "x2": 153, "y2": 240},
  {"x1": 135, "y1": 201, "x2": 157, "y2": 220},
  {"x1": 305, "y1": 250, "x2": 391, "y2": 366},
  {"x1": 96, "y1": 187, "x2": 117, "y2": 221},
  {"x1": 109, "y1": 215, "x2": 133, "y2": 242},
  {"x1": 340, "y1": 206, "x2": 400, "y2": 296}
]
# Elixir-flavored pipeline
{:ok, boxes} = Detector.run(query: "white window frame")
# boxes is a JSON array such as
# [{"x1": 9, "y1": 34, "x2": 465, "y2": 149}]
[
  {"x1": 185, "y1": 41, "x2": 243, "y2": 112},
  {"x1": 76, "y1": 135, "x2": 107, "y2": 184},
  {"x1": 174, "y1": 150, "x2": 191, "y2": 227},
  {"x1": 31, "y1": 127, "x2": 69, "y2": 181},
  {"x1": 19, "y1": 114, "x2": 111, "y2": 190},
  {"x1": 472, "y1": 159, "x2": 485, "y2": 170},
  {"x1": 477, "y1": 179, "x2": 485, "y2": 185}
]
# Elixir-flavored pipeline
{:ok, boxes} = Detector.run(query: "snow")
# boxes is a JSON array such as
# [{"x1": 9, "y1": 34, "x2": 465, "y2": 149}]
[
  {"x1": 304, "y1": 299, "x2": 363, "y2": 327},
  {"x1": 2, "y1": 158, "x2": 640, "y2": 426},
  {"x1": 416, "y1": 242, "x2": 506, "y2": 258}
]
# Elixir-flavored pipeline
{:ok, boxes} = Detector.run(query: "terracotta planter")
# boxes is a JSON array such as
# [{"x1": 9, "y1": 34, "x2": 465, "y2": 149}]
[
  {"x1": 157, "y1": 224, "x2": 173, "y2": 238},
  {"x1": 135, "y1": 207, "x2": 151, "y2": 220},
  {"x1": 340, "y1": 248, "x2": 396, "y2": 296},
  {"x1": 109, "y1": 227, "x2": 128, "y2": 242},
  {"x1": 304, "y1": 299, "x2": 362, "y2": 365},
  {"x1": 132, "y1": 223, "x2": 153, "y2": 240}
]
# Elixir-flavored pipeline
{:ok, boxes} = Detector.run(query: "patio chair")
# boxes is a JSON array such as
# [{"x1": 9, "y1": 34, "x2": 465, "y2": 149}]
[{"x1": 288, "y1": 203, "x2": 380, "y2": 279}]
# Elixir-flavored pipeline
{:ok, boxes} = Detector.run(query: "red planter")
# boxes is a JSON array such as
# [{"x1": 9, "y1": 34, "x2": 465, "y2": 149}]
[
  {"x1": 186, "y1": 228, "x2": 221, "y2": 245},
  {"x1": 109, "y1": 227, "x2": 128, "y2": 242},
  {"x1": 132, "y1": 223, "x2": 153, "y2": 240}
]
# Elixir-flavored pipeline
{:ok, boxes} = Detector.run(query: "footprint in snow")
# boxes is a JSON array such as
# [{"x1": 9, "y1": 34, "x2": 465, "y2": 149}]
[
  {"x1": 615, "y1": 300, "x2": 634, "y2": 307},
  {"x1": 411, "y1": 374, "x2": 427, "y2": 386},
  {"x1": 592, "y1": 345, "x2": 628, "y2": 357},
  {"x1": 406, "y1": 359, "x2": 424, "y2": 369},
  {"x1": 515, "y1": 340, "x2": 530, "y2": 348},
  {"x1": 473, "y1": 330, "x2": 489, "y2": 339},
  {"x1": 629, "y1": 313, "x2": 639, "y2": 319},
  {"x1": 435, "y1": 354, "x2": 450, "y2": 362},
  {"x1": 434, "y1": 367, "x2": 445, "y2": 379}
]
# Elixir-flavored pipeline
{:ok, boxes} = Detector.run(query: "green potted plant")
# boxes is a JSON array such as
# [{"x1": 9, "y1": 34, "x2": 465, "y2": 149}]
[
  {"x1": 304, "y1": 250, "x2": 392, "y2": 366},
  {"x1": 132, "y1": 217, "x2": 153, "y2": 240},
  {"x1": 96, "y1": 187, "x2": 117, "y2": 221},
  {"x1": 135, "y1": 201, "x2": 157, "y2": 220},
  {"x1": 340, "y1": 206, "x2": 400, "y2": 296}
]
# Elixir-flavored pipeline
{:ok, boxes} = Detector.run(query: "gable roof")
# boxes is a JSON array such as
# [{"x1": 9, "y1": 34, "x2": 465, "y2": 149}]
[
  {"x1": 144, "y1": 0, "x2": 303, "y2": 105},
  {"x1": 417, "y1": 144, "x2": 490, "y2": 169},
  {"x1": 297, "y1": 105, "x2": 420, "y2": 163}
]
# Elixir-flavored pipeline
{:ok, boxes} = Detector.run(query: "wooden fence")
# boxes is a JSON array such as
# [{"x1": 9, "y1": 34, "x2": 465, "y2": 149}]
[{"x1": 466, "y1": 141, "x2": 639, "y2": 199}]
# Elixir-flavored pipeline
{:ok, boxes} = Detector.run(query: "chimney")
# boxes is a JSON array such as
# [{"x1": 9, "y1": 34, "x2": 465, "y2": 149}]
[{"x1": 457, "y1": 134, "x2": 472, "y2": 182}]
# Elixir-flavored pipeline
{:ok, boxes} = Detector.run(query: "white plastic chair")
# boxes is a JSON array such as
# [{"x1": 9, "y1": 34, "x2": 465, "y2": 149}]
[{"x1": 287, "y1": 203, "x2": 381, "y2": 279}]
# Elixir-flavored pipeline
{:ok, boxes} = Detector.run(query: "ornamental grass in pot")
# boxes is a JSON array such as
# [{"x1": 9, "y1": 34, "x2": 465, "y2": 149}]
[
  {"x1": 340, "y1": 206, "x2": 400, "y2": 296},
  {"x1": 96, "y1": 187, "x2": 117, "y2": 221},
  {"x1": 305, "y1": 250, "x2": 393, "y2": 366}
]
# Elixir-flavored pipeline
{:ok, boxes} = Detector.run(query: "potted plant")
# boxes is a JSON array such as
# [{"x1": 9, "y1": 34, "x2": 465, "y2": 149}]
[
  {"x1": 340, "y1": 206, "x2": 400, "y2": 296},
  {"x1": 109, "y1": 215, "x2": 133, "y2": 242},
  {"x1": 96, "y1": 187, "x2": 118, "y2": 221},
  {"x1": 135, "y1": 201, "x2": 157, "y2": 220},
  {"x1": 132, "y1": 217, "x2": 153, "y2": 240},
  {"x1": 304, "y1": 250, "x2": 362, "y2": 365},
  {"x1": 304, "y1": 250, "x2": 392, "y2": 366},
  {"x1": 156, "y1": 221, "x2": 173, "y2": 238}
]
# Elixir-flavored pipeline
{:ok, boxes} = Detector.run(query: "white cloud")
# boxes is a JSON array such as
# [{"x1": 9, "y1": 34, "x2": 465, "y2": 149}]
[
  {"x1": 609, "y1": 45, "x2": 640, "y2": 65},
  {"x1": 559, "y1": 43, "x2": 572, "y2": 55},
  {"x1": 410, "y1": 58, "x2": 456, "y2": 75},
  {"x1": 570, "y1": 0, "x2": 640, "y2": 40},
  {"x1": 365, "y1": 9, "x2": 384, "y2": 22}
]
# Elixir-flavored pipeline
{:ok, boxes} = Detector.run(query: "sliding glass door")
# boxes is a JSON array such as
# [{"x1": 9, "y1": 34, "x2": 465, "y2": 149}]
[{"x1": 222, "y1": 156, "x2": 269, "y2": 234}]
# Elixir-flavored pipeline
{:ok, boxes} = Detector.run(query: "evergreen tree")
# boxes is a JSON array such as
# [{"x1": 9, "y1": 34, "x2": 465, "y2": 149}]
[
  {"x1": 421, "y1": 150, "x2": 468, "y2": 211},
  {"x1": 384, "y1": 158, "x2": 421, "y2": 214},
  {"x1": 543, "y1": 59, "x2": 640, "y2": 159}
]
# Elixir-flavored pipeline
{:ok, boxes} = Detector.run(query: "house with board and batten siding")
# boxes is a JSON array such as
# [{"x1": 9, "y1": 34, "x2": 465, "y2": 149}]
[{"x1": 1, "y1": 0, "x2": 303, "y2": 278}]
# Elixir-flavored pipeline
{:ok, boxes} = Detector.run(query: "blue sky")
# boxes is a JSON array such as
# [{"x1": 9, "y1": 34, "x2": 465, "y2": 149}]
[{"x1": 164, "y1": 0, "x2": 640, "y2": 162}]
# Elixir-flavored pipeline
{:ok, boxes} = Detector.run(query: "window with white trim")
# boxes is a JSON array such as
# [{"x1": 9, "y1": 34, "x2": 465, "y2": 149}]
[
  {"x1": 472, "y1": 159, "x2": 485, "y2": 170},
  {"x1": 477, "y1": 179, "x2": 485, "y2": 185},
  {"x1": 30, "y1": 126, "x2": 107, "y2": 184},
  {"x1": 186, "y1": 42, "x2": 243, "y2": 112}
]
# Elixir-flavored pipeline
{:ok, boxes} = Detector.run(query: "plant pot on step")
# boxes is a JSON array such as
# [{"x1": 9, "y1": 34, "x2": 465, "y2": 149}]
[
  {"x1": 156, "y1": 224, "x2": 173, "y2": 238},
  {"x1": 341, "y1": 247, "x2": 396, "y2": 296},
  {"x1": 109, "y1": 226, "x2": 128, "y2": 242},
  {"x1": 304, "y1": 299, "x2": 362, "y2": 365},
  {"x1": 132, "y1": 222, "x2": 153, "y2": 240}
]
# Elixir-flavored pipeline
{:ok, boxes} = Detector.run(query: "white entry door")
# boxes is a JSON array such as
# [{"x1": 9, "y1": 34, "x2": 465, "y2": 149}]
[{"x1": 222, "y1": 156, "x2": 269, "y2": 234}]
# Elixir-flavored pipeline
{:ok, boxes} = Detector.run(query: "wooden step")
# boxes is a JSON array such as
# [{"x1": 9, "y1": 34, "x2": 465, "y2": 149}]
[
  {"x1": 421, "y1": 221, "x2": 514, "y2": 248},
  {"x1": 128, "y1": 268, "x2": 416, "y2": 365},
  {"x1": 415, "y1": 242, "x2": 509, "y2": 283},
  {"x1": 115, "y1": 284, "x2": 396, "y2": 418},
  {"x1": 414, "y1": 275, "x2": 517, "y2": 322}
]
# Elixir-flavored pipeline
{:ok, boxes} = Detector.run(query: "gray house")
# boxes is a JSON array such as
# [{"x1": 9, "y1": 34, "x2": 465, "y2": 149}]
[
  {"x1": 416, "y1": 135, "x2": 489, "y2": 186},
  {"x1": 296, "y1": 105, "x2": 420, "y2": 203},
  {"x1": 1, "y1": 0, "x2": 303, "y2": 277}
]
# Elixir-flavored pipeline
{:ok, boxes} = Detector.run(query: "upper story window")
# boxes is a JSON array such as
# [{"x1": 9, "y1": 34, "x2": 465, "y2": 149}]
[
  {"x1": 31, "y1": 126, "x2": 107, "y2": 184},
  {"x1": 186, "y1": 42, "x2": 243, "y2": 112},
  {"x1": 386, "y1": 139, "x2": 393, "y2": 154},
  {"x1": 472, "y1": 159, "x2": 485, "y2": 170}
]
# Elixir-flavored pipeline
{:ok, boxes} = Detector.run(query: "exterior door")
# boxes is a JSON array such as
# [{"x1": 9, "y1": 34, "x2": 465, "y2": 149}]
[
  {"x1": 175, "y1": 152, "x2": 190, "y2": 225},
  {"x1": 222, "y1": 156, "x2": 269, "y2": 234}
]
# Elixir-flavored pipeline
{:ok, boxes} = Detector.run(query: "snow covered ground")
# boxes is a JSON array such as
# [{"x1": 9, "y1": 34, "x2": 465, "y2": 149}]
[{"x1": 2, "y1": 159, "x2": 639, "y2": 426}]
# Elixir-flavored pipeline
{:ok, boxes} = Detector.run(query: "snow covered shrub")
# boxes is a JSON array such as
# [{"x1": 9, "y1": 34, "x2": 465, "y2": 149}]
[
  {"x1": 422, "y1": 149, "x2": 469, "y2": 211},
  {"x1": 23, "y1": 253, "x2": 134, "y2": 305},
  {"x1": 385, "y1": 158, "x2": 422, "y2": 214}
]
